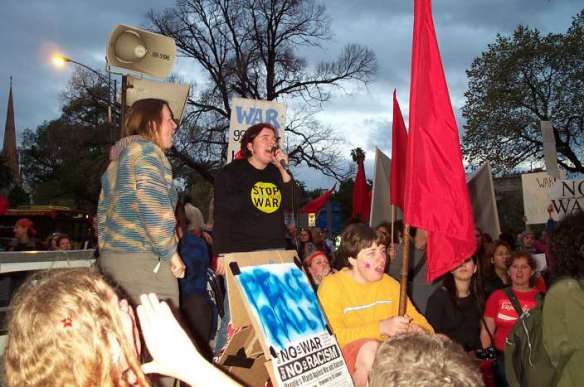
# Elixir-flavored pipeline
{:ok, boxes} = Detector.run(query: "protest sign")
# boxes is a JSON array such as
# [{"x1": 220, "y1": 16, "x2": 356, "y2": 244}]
[
  {"x1": 227, "y1": 97, "x2": 287, "y2": 163},
  {"x1": 466, "y1": 164, "x2": 500, "y2": 240},
  {"x1": 521, "y1": 172, "x2": 563, "y2": 224},
  {"x1": 549, "y1": 178, "x2": 584, "y2": 220},
  {"x1": 217, "y1": 250, "x2": 351, "y2": 387},
  {"x1": 532, "y1": 253, "x2": 547, "y2": 272}
]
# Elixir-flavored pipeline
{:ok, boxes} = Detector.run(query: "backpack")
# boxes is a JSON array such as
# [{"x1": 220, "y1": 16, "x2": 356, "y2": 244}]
[{"x1": 503, "y1": 288, "x2": 556, "y2": 387}]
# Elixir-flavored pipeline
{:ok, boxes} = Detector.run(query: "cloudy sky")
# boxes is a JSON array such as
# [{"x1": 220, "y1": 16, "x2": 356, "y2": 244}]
[{"x1": 1, "y1": 0, "x2": 581, "y2": 188}]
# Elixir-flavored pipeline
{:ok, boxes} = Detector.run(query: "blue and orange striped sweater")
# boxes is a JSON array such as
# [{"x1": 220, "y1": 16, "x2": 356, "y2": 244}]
[{"x1": 97, "y1": 136, "x2": 178, "y2": 261}]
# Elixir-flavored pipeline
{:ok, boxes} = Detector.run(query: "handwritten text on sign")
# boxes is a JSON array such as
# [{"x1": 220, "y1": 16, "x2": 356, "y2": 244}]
[
  {"x1": 521, "y1": 172, "x2": 563, "y2": 224},
  {"x1": 236, "y1": 263, "x2": 352, "y2": 387},
  {"x1": 550, "y1": 179, "x2": 584, "y2": 220},
  {"x1": 227, "y1": 97, "x2": 287, "y2": 163},
  {"x1": 236, "y1": 263, "x2": 326, "y2": 351}
]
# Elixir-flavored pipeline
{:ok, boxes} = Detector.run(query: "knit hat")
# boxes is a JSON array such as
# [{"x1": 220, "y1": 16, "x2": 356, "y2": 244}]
[
  {"x1": 184, "y1": 203, "x2": 205, "y2": 232},
  {"x1": 16, "y1": 218, "x2": 37, "y2": 237}
]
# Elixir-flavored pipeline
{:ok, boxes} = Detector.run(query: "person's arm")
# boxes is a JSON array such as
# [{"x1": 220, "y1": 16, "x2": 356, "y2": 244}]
[
  {"x1": 543, "y1": 280, "x2": 584, "y2": 371},
  {"x1": 134, "y1": 145, "x2": 177, "y2": 261},
  {"x1": 405, "y1": 294, "x2": 434, "y2": 333},
  {"x1": 480, "y1": 317, "x2": 496, "y2": 349},
  {"x1": 272, "y1": 148, "x2": 291, "y2": 183},
  {"x1": 137, "y1": 294, "x2": 241, "y2": 387},
  {"x1": 317, "y1": 276, "x2": 381, "y2": 346},
  {"x1": 96, "y1": 188, "x2": 107, "y2": 248},
  {"x1": 481, "y1": 291, "x2": 498, "y2": 348}
]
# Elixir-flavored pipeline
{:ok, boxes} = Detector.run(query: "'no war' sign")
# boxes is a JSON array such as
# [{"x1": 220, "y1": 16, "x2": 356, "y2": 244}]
[{"x1": 227, "y1": 97, "x2": 287, "y2": 163}]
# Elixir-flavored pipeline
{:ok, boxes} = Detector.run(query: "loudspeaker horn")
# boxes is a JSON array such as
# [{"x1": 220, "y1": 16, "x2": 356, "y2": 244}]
[{"x1": 107, "y1": 24, "x2": 176, "y2": 79}]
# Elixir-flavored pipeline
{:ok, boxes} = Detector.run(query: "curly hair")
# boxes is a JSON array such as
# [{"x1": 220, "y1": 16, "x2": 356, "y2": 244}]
[
  {"x1": 4, "y1": 268, "x2": 148, "y2": 387},
  {"x1": 369, "y1": 333, "x2": 483, "y2": 387},
  {"x1": 507, "y1": 250, "x2": 537, "y2": 270},
  {"x1": 549, "y1": 211, "x2": 584, "y2": 279}
]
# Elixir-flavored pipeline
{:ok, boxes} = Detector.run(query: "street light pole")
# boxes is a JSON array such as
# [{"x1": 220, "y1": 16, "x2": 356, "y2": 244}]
[{"x1": 51, "y1": 55, "x2": 113, "y2": 125}]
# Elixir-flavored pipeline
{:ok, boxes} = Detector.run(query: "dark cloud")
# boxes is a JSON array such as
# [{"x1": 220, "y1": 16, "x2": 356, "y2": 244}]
[
  {"x1": 0, "y1": 0, "x2": 175, "y2": 139},
  {"x1": 1, "y1": 0, "x2": 581, "y2": 189}
]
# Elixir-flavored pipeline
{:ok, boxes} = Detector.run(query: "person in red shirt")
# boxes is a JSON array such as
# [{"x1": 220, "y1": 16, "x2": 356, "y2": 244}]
[{"x1": 481, "y1": 251, "x2": 540, "y2": 386}]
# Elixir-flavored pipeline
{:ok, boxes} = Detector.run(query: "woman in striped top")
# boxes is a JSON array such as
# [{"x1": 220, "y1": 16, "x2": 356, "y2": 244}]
[{"x1": 97, "y1": 98, "x2": 185, "y2": 309}]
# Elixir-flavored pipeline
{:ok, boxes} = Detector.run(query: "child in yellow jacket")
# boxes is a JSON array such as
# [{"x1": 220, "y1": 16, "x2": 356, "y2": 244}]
[{"x1": 318, "y1": 223, "x2": 433, "y2": 387}]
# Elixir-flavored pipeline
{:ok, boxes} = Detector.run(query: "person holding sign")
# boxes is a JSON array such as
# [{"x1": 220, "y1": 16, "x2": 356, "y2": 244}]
[{"x1": 318, "y1": 223, "x2": 433, "y2": 387}]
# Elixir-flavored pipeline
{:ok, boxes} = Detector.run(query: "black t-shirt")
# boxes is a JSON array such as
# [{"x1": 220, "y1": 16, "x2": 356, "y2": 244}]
[
  {"x1": 425, "y1": 286, "x2": 482, "y2": 351},
  {"x1": 484, "y1": 275, "x2": 507, "y2": 297},
  {"x1": 213, "y1": 159, "x2": 295, "y2": 255}
]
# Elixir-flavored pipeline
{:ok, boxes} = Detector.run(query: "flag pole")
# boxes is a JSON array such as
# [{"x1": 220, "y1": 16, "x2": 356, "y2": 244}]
[
  {"x1": 398, "y1": 223, "x2": 411, "y2": 315},
  {"x1": 390, "y1": 204, "x2": 395, "y2": 246}
]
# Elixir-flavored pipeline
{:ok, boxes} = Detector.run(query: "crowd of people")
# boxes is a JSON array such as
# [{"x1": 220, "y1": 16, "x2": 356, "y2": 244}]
[
  {"x1": 2, "y1": 217, "x2": 75, "y2": 252},
  {"x1": 2, "y1": 100, "x2": 582, "y2": 387}
]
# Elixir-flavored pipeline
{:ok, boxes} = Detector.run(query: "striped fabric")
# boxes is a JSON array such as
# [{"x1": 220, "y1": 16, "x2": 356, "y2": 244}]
[{"x1": 98, "y1": 136, "x2": 177, "y2": 261}]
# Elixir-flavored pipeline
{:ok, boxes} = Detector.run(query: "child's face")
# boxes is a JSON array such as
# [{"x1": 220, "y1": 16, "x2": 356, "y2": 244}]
[
  {"x1": 308, "y1": 254, "x2": 331, "y2": 284},
  {"x1": 349, "y1": 241, "x2": 387, "y2": 283}
]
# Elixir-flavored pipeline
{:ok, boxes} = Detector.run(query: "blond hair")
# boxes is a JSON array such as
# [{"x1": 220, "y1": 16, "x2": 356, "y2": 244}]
[
  {"x1": 122, "y1": 98, "x2": 172, "y2": 147},
  {"x1": 4, "y1": 268, "x2": 149, "y2": 387},
  {"x1": 369, "y1": 333, "x2": 484, "y2": 387}
]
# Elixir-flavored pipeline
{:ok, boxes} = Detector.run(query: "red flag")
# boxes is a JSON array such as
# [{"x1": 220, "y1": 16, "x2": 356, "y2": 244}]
[
  {"x1": 300, "y1": 185, "x2": 335, "y2": 214},
  {"x1": 390, "y1": 90, "x2": 408, "y2": 209},
  {"x1": 352, "y1": 155, "x2": 371, "y2": 222},
  {"x1": 403, "y1": 0, "x2": 476, "y2": 282},
  {"x1": 233, "y1": 149, "x2": 245, "y2": 160}
]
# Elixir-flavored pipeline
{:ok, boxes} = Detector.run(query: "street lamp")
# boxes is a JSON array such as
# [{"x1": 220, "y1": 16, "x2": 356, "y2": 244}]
[{"x1": 51, "y1": 54, "x2": 114, "y2": 125}]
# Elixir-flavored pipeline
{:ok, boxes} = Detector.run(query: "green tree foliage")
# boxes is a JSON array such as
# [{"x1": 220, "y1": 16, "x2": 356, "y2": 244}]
[
  {"x1": 19, "y1": 69, "x2": 114, "y2": 213},
  {"x1": 462, "y1": 10, "x2": 584, "y2": 174},
  {"x1": 149, "y1": 0, "x2": 376, "y2": 181}
]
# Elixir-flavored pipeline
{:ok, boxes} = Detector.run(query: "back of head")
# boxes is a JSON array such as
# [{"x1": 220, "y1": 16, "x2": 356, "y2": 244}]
[
  {"x1": 4, "y1": 268, "x2": 147, "y2": 387},
  {"x1": 184, "y1": 203, "x2": 205, "y2": 232},
  {"x1": 122, "y1": 98, "x2": 170, "y2": 142},
  {"x1": 549, "y1": 211, "x2": 584, "y2": 279},
  {"x1": 369, "y1": 333, "x2": 483, "y2": 387}
]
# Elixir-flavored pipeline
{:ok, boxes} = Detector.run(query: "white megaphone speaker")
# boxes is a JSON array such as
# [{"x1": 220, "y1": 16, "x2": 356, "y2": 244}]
[{"x1": 107, "y1": 24, "x2": 176, "y2": 79}]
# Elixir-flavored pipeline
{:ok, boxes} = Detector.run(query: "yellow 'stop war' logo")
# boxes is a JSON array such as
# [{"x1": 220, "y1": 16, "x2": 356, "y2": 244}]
[{"x1": 251, "y1": 182, "x2": 281, "y2": 214}]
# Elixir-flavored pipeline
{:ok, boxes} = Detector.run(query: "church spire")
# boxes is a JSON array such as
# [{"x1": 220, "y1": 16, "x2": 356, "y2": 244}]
[{"x1": 2, "y1": 76, "x2": 20, "y2": 184}]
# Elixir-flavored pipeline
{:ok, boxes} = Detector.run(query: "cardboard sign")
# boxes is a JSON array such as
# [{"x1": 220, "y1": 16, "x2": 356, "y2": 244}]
[
  {"x1": 532, "y1": 253, "x2": 547, "y2": 272},
  {"x1": 227, "y1": 97, "x2": 287, "y2": 163},
  {"x1": 550, "y1": 179, "x2": 584, "y2": 220},
  {"x1": 218, "y1": 250, "x2": 351, "y2": 387},
  {"x1": 521, "y1": 172, "x2": 562, "y2": 224},
  {"x1": 308, "y1": 213, "x2": 316, "y2": 227}
]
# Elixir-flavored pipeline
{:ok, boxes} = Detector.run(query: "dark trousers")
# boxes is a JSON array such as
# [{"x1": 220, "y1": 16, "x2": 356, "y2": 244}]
[
  {"x1": 181, "y1": 293, "x2": 214, "y2": 361},
  {"x1": 494, "y1": 351, "x2": 509, "y2": 387}
]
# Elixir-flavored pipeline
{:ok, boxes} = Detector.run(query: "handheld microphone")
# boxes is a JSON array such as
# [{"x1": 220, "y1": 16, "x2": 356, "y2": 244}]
[{"x1": 270, "y1": 144, "x2": 288, "y2": 169}]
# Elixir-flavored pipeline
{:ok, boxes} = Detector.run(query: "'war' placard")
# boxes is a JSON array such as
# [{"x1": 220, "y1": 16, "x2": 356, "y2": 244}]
[{"x1": 227, "y1": 97, "x2": 287, "y2": 163}]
